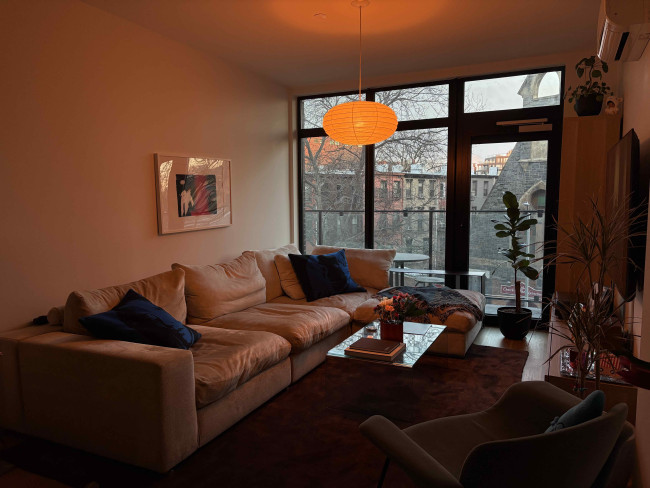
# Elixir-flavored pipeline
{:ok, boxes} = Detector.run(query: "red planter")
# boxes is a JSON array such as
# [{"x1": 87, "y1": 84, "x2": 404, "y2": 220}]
[{"x1": 380, "y1": 320, "x2": 403, "y2": 342}]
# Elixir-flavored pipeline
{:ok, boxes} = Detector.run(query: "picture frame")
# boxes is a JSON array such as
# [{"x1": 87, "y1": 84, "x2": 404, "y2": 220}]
[{"x1": 154, "y1": 154, "x2": 231, "y2": 235}]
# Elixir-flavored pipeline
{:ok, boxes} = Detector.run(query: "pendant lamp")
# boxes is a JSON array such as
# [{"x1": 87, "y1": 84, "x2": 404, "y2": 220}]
[{"x1": 323, "y1": 0, "x2": 397, "y2": 146}]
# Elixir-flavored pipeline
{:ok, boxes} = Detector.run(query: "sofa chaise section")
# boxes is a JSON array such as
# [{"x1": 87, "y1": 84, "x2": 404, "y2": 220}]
[
  {"x1": 17, "y1": 331, "x2": 198, "y2": 473},
  {"x1": 13, "y1": 325, "x2": 292, "y2": 473},
  {"x1": 0, "y1": 324, "x2": 63, "y2": 432},
  {"x1": 353, "y1": 288, "x2": 485, "y2": 358}
]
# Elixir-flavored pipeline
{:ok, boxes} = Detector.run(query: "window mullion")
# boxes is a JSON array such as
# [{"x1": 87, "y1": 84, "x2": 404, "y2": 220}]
[{"x1": 365, "y1": 89, "x2": 376, "y2": 249}]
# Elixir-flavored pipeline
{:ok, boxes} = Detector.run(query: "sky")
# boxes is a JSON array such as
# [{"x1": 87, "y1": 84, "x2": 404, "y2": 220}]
[{"x1": 466, "y1": 71, "x2": 559, "y2": 160}]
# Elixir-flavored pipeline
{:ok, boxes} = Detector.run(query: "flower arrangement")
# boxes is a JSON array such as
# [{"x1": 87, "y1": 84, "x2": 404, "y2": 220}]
[{"x1": 374, "y1": 292, "x2": 427, "y2": 323}]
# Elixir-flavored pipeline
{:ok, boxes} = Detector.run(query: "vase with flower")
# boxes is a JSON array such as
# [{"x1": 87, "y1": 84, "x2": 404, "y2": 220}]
[{"x1": 374, "y1": 292, "x2": 428, "y2": 342}]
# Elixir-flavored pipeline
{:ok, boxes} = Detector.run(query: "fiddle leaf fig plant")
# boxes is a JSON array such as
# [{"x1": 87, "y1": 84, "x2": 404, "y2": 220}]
[
  {"x1": 493, "y1": 191, "x2": 540, "y2": 313},
  {"x1": 566, "y1": 55, "x2": 612, "y2": 104}
]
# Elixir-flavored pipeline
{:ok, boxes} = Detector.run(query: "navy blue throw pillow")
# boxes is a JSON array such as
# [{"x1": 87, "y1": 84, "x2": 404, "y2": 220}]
[
  {"x1": 288, "y1": 250, "x2": 365, "y2": 302},
  {"x1": 545, "y1": 389, "x2": 605, "y2": 433},
  {"x1": 79, "y1": 289, "x2": 201, "y2": 350}
]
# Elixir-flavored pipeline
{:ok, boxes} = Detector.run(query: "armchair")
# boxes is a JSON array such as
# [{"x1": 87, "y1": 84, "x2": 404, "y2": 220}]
[{"x1": 360, "y1": 381, "x2": 633, "y2": 488}]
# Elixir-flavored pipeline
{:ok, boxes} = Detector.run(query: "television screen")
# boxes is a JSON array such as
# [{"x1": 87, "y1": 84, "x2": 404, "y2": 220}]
[{"x1": 606, "y1": 129, "x2": 645, "y2": 299}]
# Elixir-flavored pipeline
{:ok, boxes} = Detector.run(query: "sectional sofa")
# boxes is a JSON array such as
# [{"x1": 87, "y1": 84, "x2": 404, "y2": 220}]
[{"x1": 0, "y1": 244, "x2": 484, "y2": 472}]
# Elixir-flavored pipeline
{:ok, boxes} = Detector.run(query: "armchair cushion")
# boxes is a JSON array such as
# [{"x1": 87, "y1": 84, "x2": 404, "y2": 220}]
[
  {"x1": 545, "y1": 389, "x2": 605, "y2": 432},
  {"x1": 80, "y1": 289, "x2": 201, "y2": 350}
]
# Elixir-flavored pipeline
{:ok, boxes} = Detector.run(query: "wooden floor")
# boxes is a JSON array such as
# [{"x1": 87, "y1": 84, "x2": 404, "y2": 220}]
[{"x1": 474, "y1": 325, "x2": 549, "y2": 382}]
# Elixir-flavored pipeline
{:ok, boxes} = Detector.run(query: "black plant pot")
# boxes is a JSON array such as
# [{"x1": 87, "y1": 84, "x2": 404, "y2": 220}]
[
  {"x1": 574, "y1": 93, "x2": 603, "y2": 116},
  {"x1": 497, "y1": 307, "x2": 532, "y2": 340}
]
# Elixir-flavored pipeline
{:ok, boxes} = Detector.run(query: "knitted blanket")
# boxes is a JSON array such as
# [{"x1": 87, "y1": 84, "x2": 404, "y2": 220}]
[{"x1": 376, "y1": 286, "x2": 484, "y2": 324}]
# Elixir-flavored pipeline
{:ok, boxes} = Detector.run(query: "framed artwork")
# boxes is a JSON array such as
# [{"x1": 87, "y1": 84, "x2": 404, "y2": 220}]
[{"x1": 154, "y1": 154, "x2": 231, "y2": 235}]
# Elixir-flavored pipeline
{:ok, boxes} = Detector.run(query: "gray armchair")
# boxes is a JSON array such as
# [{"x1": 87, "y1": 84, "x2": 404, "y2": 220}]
[{"x1": 360, "y1": 381, "x2": 634, "y2": 488}]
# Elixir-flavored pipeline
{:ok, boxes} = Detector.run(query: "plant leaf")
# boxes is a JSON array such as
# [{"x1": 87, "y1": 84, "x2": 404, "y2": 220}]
[
  {"x1": 576, "y1": 67, "x2": 584, "y2": 78},
  {"x1": 496, "y1": 231, "x2": 510, "y2": 238},
  {"x1": 521, "y1": 266, "x2": 540, "y2": 280},
  {"x1": 493, "y1": 223, "x2": 508, "y2": 230},
  {"x1": 502, "y1": 191, "x2": 518, "y2": 209}
]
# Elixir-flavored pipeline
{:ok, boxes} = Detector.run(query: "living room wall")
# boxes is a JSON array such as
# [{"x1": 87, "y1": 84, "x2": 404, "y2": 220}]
[
  {"x1": 621, "y1": 46, "x2": 650, "y2": 487},
  {"x1": 0, "y1": 0, "x2": 290, "y2": 331}
]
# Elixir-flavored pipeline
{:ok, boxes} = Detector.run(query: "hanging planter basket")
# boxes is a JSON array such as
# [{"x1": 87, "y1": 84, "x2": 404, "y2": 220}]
[{"x1": 574, "y1": 93, "x2": 603, "y2": 117}]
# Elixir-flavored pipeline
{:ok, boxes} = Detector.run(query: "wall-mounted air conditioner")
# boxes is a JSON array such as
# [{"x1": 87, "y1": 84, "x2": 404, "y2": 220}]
[{"x1": 597, "y1": 0, "x2": 650, "y2": 62}]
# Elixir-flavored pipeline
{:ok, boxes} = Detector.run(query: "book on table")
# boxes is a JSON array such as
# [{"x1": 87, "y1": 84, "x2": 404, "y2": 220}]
[{"x1": 344, "y1": 337, "x2": 406, "y2": 362}]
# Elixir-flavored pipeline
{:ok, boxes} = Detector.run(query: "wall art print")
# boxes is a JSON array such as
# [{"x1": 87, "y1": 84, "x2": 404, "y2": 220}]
[{"x1": 154, "y1": 154, "x2": 231, "y2": 235}]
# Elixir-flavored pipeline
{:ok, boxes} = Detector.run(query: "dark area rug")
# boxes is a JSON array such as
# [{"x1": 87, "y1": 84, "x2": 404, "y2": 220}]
[{"x1": 1, "y1": 344, "x2": 528, "y2": 488}]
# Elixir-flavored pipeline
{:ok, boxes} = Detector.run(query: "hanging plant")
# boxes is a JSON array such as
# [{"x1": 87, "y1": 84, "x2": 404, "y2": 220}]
[{"x1": 566, "y1": 56, "x2": 613, "y2": 116}]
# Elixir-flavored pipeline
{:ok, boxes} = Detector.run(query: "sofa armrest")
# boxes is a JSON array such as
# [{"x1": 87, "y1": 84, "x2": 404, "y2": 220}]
[
  {"x1": 18, "y1": 332, "x2": 197, "y2": 472},
  {"x1": 360, "y1": 415, "x2": 462, "y2": 488}
]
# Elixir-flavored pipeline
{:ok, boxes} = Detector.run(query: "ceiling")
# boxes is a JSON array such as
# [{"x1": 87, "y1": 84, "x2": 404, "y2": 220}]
[{"x1": 82, "y1": 0, "x2": 601, "y2": 89}]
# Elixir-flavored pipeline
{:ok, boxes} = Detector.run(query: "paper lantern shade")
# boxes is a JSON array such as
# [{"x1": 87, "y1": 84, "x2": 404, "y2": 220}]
[{"x1": 323, "y1": 101, "x2": 398, "y2": 146}]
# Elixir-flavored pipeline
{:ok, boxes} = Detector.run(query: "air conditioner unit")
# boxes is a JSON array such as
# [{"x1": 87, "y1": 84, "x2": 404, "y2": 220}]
[{"x1": 597, "y1": 0, "x2": 650, "y2": 62}]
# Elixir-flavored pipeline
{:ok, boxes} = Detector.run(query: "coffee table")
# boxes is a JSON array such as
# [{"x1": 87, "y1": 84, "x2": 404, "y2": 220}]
[{"x1": 328, "y1": 321, "x2": 446, "y2": 368}]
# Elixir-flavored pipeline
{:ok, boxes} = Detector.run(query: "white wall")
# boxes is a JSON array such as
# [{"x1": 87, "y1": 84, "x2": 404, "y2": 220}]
[
  {"x1": 0, "y1": 0, "x2": 290, "y2": 331},
  {"x1": 621, "y1": 45, "x2": 650, "y2": 488}
]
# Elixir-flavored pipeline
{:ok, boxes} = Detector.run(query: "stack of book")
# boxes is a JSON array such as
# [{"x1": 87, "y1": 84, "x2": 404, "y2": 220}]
[{"x1": 344, "y1": 337, "x2": 406, "y2": 362}]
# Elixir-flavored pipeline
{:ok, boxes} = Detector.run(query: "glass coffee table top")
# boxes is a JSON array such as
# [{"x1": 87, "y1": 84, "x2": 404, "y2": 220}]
[{"x1": 327, "y1": 321, "x2": 446, "y2": 368}]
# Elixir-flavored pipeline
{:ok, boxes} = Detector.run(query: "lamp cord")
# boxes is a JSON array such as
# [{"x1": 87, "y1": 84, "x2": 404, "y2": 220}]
[{"x1": 358, "y1": 5, "x2": 362, "y2": 101}]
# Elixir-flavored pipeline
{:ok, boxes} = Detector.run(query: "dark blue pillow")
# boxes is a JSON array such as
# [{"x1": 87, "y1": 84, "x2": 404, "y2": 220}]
[
  {"x1": 545, "y1": 390, "x2": 605, "y2": 432},
  {"x1": 79, "y1": 289, "x2": 201, "y2": 350},
  {"x1": 288, "y1": 250, "x2": 365, "y2": 302}
]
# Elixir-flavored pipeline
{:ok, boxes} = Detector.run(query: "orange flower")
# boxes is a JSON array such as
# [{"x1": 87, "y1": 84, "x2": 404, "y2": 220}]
[{"x1": 384, "y1": 305, "x2": 395, "y2": 312}]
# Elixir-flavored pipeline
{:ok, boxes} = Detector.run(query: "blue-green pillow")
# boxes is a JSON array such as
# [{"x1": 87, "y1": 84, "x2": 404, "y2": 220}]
[
  {"x1": 288, "y1": 250, "x2": 365, "y2": 302},
  {"x1": 545, "y1": 390, "x2": 605, "y2": 432},
  {"x1": 80, "y1": 289, "x2": 201, "y2": 349}
]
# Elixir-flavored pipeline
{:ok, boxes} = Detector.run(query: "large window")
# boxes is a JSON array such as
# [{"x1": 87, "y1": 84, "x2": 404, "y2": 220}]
[{"x1": 298, "y1": 68, "x2": 564, "y2": 320}]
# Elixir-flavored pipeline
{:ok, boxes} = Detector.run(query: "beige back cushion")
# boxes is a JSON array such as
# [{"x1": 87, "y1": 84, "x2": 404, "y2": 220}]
[
  {"x1": 274, "y1": 254, "x2": 305, "y2": 300},
  {"x1": 63, "y1": 268, "x2": 187, "y2": 335},
  {"x1": 242, "y1": 244, "x2": 300, "y2": 302},
  {"x1": 311, "y1": 246, "x2": 396, "y2": 291},
  {"x1": 173, "y1": 253, "x2": 266, "y2": 324}
]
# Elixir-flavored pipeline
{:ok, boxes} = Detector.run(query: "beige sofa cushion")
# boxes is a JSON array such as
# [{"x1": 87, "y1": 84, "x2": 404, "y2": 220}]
[
  {"x1": 202, "y1": 303, "x2": 349, "y2": 352},
  {"x1": 274, "y1": 254, "x2": 305, "y2": 300},
  {"x1": 312, "y1": 246, "x2": 395, "y2": 291},
  {"x1": 243, "y1": 244, "x2": 300, "y2": 302},
  {"x1": 173, "y1": 254, "x2": 266, "y2": 324},
  {"x1": 353, "y1": 289, "x2": 485, "y2": 333},
  {"x1": 63, "y1": 269, "x2": 187, "y2": 335},
  {"x1": 189, "y1": 325, "x2": 291, "y2": 408},
  {"x1": 270, "y1": 288, "x2": 378, "y2": 318}
]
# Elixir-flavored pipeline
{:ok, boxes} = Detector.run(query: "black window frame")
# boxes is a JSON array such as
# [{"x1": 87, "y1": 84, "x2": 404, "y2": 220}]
[{"x1": 297, "y1": 66, "x2": 565, "y2": 322}]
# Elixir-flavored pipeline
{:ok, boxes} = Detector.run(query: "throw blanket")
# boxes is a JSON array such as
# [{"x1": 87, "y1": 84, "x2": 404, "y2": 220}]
[{"x1": 375, "y1": 286, "x2": 484, "y2": 324}]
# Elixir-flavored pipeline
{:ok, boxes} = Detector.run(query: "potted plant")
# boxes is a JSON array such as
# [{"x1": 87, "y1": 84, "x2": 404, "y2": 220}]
[
  {"x1": 493, "y1": 191, "x2": 540, "y2": 339},
  {"x1": 566, "y1": 55, "x2": 613, "y2": 116},
  {"x1": 547, "y1": 199, "x2": 644, "y2": 397}
]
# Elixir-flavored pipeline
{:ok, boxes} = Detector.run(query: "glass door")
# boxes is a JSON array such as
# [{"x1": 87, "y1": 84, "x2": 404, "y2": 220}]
[{"x1": 469, "y1": 140, "x2": 548, "y2": 317}]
